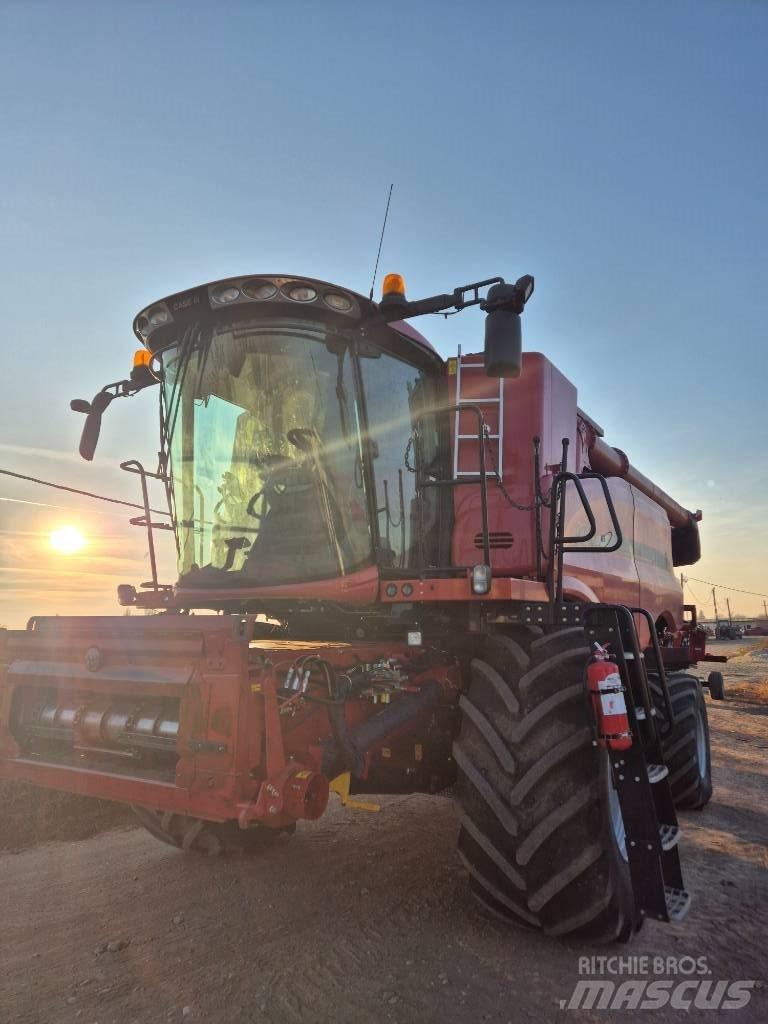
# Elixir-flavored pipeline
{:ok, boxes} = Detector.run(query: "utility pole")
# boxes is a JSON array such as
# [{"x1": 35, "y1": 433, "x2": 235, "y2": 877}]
[
  {"x1": 712, "y1": 587, "x2": 720, "y2": 624},
  {"x1": 763, "y1": 600, "x2": 767, "y2": 620},
  {"x1": 726, "y1": 598, "x2": 733, "y2": 625}
]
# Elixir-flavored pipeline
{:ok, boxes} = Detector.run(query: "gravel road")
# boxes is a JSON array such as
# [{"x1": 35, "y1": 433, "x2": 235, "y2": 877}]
[{"x1": 1, "y1": 641, "x2": 766, "y2": 1023}]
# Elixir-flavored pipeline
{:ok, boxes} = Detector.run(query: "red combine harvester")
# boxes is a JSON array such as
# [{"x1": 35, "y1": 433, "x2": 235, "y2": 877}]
[{"x1": 0, "y1": 271, "x2": 722, "y2": 941}]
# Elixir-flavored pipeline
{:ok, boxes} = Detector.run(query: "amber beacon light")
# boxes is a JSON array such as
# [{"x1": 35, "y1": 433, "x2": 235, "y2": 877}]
[{"x1": 381, "y1": 273, "x2": 407, "y2": 306}]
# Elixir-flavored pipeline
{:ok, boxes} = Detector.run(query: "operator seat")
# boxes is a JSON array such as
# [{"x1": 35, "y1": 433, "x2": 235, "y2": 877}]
[{"x1": 242, "y1": 457, "x2": 341, "y2": 582}]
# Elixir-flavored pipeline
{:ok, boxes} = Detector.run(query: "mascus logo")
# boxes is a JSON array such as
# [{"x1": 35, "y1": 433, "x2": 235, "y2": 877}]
[{"x1": 561, "y1": 979, "x2": 755, "y2": 1011}]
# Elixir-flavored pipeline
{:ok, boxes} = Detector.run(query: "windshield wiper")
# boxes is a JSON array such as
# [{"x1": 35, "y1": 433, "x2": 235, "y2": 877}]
[
  {"x1": 334, "y1": 347, "x2": 354, "y2": 444},
  {"x1": 286, "y1": 427, "x2": 346, "y2": 577},
  {"x1": 161, "y1": 324, "x2": 214, "y2": 550}
]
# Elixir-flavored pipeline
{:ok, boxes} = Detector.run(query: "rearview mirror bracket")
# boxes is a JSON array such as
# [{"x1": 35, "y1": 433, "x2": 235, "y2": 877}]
[{"x1": 70, "y1": 375, "x2": 158, "y2": 461}]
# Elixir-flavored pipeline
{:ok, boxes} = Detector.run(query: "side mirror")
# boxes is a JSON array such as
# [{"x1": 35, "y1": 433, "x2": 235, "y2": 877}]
[
  {"x1": 484, "y1": 304, "x2": 522, "y2": 378},
  {"x1": 75, "y1": 390, "x2": 114, "y2": 461},
  {"x1": 482, "y1": 275, "x2": 534, "y2": 379}
]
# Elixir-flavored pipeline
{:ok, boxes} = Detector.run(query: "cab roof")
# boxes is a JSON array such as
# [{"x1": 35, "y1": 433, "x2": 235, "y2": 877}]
[{"x1": 133, "y1": 273, "x2": 439, "y2": 360}]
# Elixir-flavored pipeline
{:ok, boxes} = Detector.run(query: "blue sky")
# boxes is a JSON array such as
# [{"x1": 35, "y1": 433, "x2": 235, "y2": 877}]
[{"x1": 0, "y1": 0, "x2": 766, "y2": 623}]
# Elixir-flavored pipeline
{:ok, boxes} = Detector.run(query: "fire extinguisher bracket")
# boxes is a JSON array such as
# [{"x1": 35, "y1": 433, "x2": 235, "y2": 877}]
[{"x1": 587, "y1": 657, "x2": 633, "y2": 751}]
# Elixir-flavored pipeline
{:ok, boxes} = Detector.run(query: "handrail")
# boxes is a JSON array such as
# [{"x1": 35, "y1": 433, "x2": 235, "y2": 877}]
[{"x1": 120, "y1": 460, "x2": 174, "y2": 591}]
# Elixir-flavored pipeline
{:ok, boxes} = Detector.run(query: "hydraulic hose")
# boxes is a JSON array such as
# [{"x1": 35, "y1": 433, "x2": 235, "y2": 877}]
[
  {"x1": 322, "y1": 680, "x2": 442, "y2": 779},
  {"x1": 300, "y1": 658, "x2": 360, "y2": 774}
]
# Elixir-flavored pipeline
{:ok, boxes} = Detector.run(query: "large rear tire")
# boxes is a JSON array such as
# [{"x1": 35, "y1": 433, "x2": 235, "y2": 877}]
[
  {"x1": 131, "y1": 807, "x2": 294, "y2": 856},
  {"x1": 453, "y1": 626, "x2": 637, "y2": 942},
  {"x1": 648, "y1": 673, "x2": 712, "y2": 810}
]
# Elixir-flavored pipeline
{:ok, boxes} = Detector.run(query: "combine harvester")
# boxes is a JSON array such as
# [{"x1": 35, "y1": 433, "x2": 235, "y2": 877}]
[{"x1": 0, "y1": 270, "x2": 724, "y2": 941}]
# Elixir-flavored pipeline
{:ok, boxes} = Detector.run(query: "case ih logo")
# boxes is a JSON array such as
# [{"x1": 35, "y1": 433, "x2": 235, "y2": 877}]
[{"x1": 170, "y1": 294, "x2": 201, "y2": 313}]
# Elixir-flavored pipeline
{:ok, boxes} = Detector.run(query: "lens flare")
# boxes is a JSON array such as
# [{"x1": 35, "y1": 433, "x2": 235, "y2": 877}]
[{"x1": 50, "y1": 525, "x2": 87, "y2": 555}]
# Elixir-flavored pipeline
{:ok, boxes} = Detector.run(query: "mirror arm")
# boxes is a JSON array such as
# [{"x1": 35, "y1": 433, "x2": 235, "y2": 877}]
[
  {"x1": 71, "y1": 372, "x2": 158, "y2": 412},
  {"x1": 369, "y1": 274, "x2": 533, "y2": 326},
  {"x1": 70, "y1": 375, "x2": 159, "y2": 461}
]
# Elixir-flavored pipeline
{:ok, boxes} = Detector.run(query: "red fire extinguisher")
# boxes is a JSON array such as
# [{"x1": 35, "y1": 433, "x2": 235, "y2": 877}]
[{"x1": 587, "y1": 645, "x2": 632, "y2": 751}]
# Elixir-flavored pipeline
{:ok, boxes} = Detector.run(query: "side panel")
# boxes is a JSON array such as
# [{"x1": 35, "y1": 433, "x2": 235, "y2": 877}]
[
  {"x1": 562, "y1": 477, "x2": 640, "y2": 609},
  {"x1": 633, "y1": 487, "x2": 683, "y2": 630}
]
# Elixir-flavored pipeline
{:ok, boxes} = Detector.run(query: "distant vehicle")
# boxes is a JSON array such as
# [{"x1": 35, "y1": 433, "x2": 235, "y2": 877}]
[{"x1": 715, "y1": 623, "x2": 743, "y2": 640}]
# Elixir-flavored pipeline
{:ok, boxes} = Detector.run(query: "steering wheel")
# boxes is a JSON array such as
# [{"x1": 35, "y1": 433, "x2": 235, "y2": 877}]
[
  {"x1": 286, "y1": 427, "x2": 315, "y2": 452},
  {"x1": 245, "y1": 488, "x2": 268, "y2": 520},
  {"x1": 245, "y1": 454, "x2": 290, "y2": 520}
]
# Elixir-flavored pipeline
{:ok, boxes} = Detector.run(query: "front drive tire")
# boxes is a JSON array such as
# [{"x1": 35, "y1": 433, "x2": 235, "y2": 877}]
[
  {"x1": 706, "y1": 671, "x2": 725, "y2": 701},
  {"x1": 649, "y1": 673, "x2": 713, "y2": 810},
  {"x1": 452, "y1": 626, "x2": 637, "y2": 943}
]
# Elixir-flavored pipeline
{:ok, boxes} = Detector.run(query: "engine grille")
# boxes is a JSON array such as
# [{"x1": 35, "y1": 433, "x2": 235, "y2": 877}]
[{"x1": 474, "y1": 532, "x2": 514, "y2": 550}]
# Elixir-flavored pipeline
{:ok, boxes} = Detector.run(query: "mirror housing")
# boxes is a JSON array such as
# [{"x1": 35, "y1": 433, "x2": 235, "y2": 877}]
[
  {"x1": 78, "y1": 390, "x2": 114, "y2": 461},
  {"x1": 482, "y1": 276, "x2": 534, "y2": 378},
  {"x1": 484, "y1": 303, "x2": 522, "y2": 378}
]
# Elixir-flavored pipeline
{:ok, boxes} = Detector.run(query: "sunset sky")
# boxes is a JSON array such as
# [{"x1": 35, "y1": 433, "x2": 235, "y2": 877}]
[{"x1": 0, "y1": 0, "x2": 766, "y2": 626}]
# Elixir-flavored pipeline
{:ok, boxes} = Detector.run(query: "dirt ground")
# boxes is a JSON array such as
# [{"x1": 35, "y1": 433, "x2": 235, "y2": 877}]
[{"x1": 0, "y1": 640, "x2": 766, "y2": 1024}]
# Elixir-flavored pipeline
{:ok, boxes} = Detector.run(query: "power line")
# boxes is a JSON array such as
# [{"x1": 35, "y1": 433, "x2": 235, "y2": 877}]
[
  {"x1": 682, "y1": 581, "x2": 709, "y2": 608},
  {"x1": 0, "y1": 468, "x2": 171, "y2": 517},
  {"x1": 0, "y1": 494, "x2": 127, "y2": 518},
  {"x1": 684, "y1": 575, "x2": 768, "y2": 600},
  {"x1": 2, "y1": 467, "x2": 766, "y2": 601}
]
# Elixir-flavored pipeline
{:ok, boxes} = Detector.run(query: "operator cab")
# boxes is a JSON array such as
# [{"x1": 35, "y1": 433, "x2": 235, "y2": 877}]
[
  {"x1": 72, "y1": 269, "x2": 533, "y2": 609},
  {"x1": 135, "y1": 275, "x2": 448, "y2": 591}
]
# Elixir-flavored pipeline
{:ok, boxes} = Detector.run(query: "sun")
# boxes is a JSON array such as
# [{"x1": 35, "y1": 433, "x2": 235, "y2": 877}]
[{"x1": 50, "y1": 525, "x2": 87, "y2": 555}]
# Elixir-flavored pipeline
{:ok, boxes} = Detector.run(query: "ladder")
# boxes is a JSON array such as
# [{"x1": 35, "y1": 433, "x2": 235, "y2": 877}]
[
  {"x1": 453, "y1": 346, "x2": 504, "y2": 480},
  {"x1": 584, "y1": 604, "x2": 691, "y2": 923}
]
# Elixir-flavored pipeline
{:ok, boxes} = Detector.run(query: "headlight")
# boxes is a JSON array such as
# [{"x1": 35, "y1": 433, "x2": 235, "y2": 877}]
[
  {"x1": 148, "y1": 306, "x2": 170, "y2": 326},
  {"x1": 212, "y1": 285, "x2": 240, "y2": 304},
  {"x1": 471, "y1": 564, "x2": 492, "y2": 595},
  {"x1": 242, "y1": 279, "x2": 278, "y2": 300},
  {"x1": 284, "y1": 284, "x2": 317, "y2": 302},
  {"x1": 324, "y1": 292, "x2": 353, "y2": 312}
]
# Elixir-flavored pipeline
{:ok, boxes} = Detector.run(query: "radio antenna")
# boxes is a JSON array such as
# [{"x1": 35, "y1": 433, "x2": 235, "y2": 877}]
[{"x1": 368, "y1": 183, "x2": 394, "y2": 301}]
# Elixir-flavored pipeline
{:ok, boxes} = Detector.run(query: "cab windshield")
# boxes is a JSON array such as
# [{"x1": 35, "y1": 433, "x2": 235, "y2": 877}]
[{"x1": 161, "y1": 320, "x2": 371, "y2": 586}]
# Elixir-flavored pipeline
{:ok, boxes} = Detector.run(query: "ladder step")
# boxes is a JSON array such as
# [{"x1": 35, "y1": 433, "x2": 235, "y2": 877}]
[
  {"x1": 659, "y1": 823, "x2": 681, "y2": 851},
  {"x1": 455, "y1": 472, "x2": 501, "y2": 479},
  {"x1": 457, "y1": 433, "x2": 500, "y2": 440},
  {"x1": 456, "y1": 397, "x2": 501, "y2": 404},
  {"x1": 647, "y1": 763, "x2": 669, "y2": 783},
  {"x1": 664, "y1": 885, "x2": 692, "y2": 922},
  {"x1": 634, "y1": 706, "x2": 658, "y2": 721}
]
